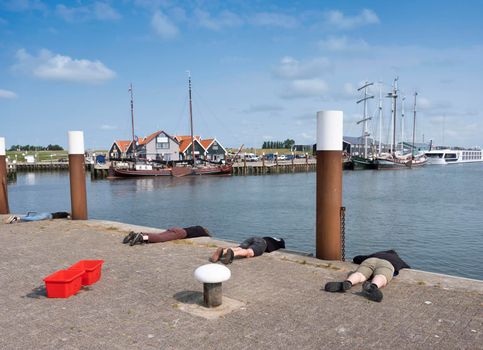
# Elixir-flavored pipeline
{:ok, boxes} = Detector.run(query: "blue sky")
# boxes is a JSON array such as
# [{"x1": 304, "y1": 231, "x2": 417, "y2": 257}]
[{"x1": 1, "y1": 0, "x2": 482, "y2": 149}]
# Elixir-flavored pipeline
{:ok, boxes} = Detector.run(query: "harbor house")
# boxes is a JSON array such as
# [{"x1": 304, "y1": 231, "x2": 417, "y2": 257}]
[
  {"x1": 109, "y1": 140, "x2": 134, "y2": 160},
  {"x1": 137, "y1": 131, "x2": 180, "y2": 162},
  {"x1": 200, "y1": 138, "x2": 227, "y2": 162}
]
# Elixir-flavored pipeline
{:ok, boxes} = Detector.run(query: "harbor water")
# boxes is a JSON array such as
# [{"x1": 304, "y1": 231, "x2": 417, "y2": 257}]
[{"x1": 7, "y1": 164, "x2": 483, "y2": 280}]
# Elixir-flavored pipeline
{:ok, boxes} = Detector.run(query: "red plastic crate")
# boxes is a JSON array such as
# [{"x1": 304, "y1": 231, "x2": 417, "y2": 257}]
[
  {"x1": 43, "y1": 269, "x2": 84, "y2": 298},
  {"x1": 68, "y1": 260, "x2": 104, "y2": 286}
]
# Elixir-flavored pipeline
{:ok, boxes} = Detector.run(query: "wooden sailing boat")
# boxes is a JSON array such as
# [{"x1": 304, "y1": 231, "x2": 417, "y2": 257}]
[
  {"x1": 111, "y1": 84, "x2": 173, "y2": 177},
  {"x1": 171, "y1": 72, "x2": 232, "y2": 177}
]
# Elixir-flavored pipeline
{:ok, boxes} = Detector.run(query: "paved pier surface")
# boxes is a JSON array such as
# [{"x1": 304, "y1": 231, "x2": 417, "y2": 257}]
[{"x1": 1, "y1": 218, "x2": 481, "y2": 349}]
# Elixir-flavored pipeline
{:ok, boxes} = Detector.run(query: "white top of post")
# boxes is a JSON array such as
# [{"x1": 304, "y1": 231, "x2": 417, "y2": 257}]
[
  {"x1": 0, "y1": 137, "x2": 5, "y2": 156},
  {"x1": 194, "y1": 264, "x2": 231, "y2": 284},
  {"x1": 68, "y1": 131, "x2": 84, "y2": 155},
  {"x1": 317, "y1": 111, "x2": 343, "y2": 151}
]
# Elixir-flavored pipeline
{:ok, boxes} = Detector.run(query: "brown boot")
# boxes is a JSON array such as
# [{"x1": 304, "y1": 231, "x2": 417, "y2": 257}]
[
  {"x1": 209, "y1": 247, "x2": 224, "y2": 263},
  {"x1": 222, "y1": 248, "x2": 234, "y2": 264}
]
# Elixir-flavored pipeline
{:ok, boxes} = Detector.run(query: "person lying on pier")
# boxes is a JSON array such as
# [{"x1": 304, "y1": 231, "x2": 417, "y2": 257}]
[
  {"x1": 209, "y1": 236, "x2": 285, "y2": 264},
  {"x1": 324, "y1": 249, "x2": 410, "y2": 302},
  {"x1": 122, "y1": 226, "x2": 211, "y2": 246},
  {"x1": 4, "y1": 211, "x2": 70, "y2": 224}
]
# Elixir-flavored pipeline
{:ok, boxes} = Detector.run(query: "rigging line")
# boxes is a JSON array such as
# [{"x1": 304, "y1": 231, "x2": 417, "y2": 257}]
[
  {"x1": 174, "y1": 93, "x2": 189, "y2": 136},
  {"x1": 192, "y1": 88, "x2": 243, "y2": 145}
]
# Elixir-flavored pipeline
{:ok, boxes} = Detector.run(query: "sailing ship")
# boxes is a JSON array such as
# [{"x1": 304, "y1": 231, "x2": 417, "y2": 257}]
[
  {"x1": 111, "y1": 76, "x2": 232, "y2": 178},
  {"x1": 406, "y1": 92, "x2": 428, "y2": 167},
  {"x1": 351, "y1": 82, "x2": 378, "y2": 170},
  {"x1": 168, "y1": 72, "x2": 232, "y2": 177}
]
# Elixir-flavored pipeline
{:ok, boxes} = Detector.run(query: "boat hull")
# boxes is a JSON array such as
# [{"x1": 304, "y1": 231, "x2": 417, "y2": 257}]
[
  {"x1": 111, "y1": 164, "x2": 232, "y2": 178},
  {"x1": 374, "y1": 158, "x2": 409, "y2": 170},
  {"x1": 112, "y1": 168, "x2": 172, "y2": 177},
  {"x1": 351, "y1": 156, "x2": 377, "y2": 170}
]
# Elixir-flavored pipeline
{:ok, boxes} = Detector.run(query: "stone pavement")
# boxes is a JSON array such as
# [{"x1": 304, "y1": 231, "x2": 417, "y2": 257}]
[{"x1": 0, "y1": 217, "x2": 481, "y2": 350}]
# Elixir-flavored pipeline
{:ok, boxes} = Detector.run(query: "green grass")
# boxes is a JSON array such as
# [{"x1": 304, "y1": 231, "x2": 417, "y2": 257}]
[{"x1": 5, "y1": 150, "x2": 108, "y2": 163}]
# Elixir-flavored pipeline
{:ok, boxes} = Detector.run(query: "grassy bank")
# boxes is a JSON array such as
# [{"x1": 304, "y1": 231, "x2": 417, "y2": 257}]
[{"x1": 6, "y1": 150, "x2": 107, "y2": 162}]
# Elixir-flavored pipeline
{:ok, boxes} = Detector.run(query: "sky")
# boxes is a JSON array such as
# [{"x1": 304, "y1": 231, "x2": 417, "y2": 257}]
[{"x1": 1, "y1": 0, "x2": 482, "y2": 150}]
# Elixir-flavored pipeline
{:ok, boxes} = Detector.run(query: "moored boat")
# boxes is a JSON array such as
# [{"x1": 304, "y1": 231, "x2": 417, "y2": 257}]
[{"x1": 425, "y1": 149, "x2": 483, "y2": 165}]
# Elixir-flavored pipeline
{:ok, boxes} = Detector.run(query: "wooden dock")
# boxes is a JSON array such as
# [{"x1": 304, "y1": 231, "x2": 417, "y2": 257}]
[
  {"x1": 7, "y1": 159, "x2": 317, "y2": 178},
  {"x1": 232, "y1": 158, "x2": 316, "y2": 175}
]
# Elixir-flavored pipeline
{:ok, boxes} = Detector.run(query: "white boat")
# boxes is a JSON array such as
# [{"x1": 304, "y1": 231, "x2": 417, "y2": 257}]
[{"x1": 425, "y1": 149, "x2": 483, "y2": 165}]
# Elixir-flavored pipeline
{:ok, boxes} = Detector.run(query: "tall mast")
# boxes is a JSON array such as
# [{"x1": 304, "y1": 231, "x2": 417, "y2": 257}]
[
  {"x1": 357, "y1": 81, "x2": 374, "y2": 158},
  {"x1": 401, "y1": 96, "x2": 406, "y2": 152},
  {"x1": 187, "y1": 71, "x2": 195, "y2": 164},
  {"x1": 378, "y1": 82, "x2": 383, "y2": 155},
  {"x1": 129, "y1": 83, "x2": 136, "y2": 158},
  {"x1": 412, "y1": 92, "x2": 418, "y2": 159},
  {"x1": 386, "y1": 77, "x2": 398, "y2": 155}
]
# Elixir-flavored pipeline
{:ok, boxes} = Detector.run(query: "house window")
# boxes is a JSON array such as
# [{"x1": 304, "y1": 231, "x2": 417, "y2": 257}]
[
  {"x1": 212, "y1": 145, "x2": 219, "y2": 150},
  {"x1": 156, "y1": 136, "x2": 169, "y2": 149}
]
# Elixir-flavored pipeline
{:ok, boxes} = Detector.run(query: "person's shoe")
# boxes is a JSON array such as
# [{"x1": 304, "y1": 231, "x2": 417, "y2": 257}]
[
  {"x1": 324, "y1": 280, "x2": 352, "y2": 292},
  {"x1": 209, "y1": 247, "x2": 224, "y2": 263},
  {"x1": 123, "y1": 231, "x2": 137, "y2": 244},
  {"x1": 4, "y1": 215, "x2": 14, "y2": 224},
  {"x1": 362, "y1": 281, "x2": 383, "y2": 302},
  {"x1": 221, "y1": 248, "x2": 234, "y2": 264},
  {"x1": 129, "y1": 232, "x2": 146, "y2": 246}
]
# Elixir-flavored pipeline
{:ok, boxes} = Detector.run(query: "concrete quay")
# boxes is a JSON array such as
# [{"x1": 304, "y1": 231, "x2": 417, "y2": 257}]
[{"x1": 0, "y1": 217, "x2": 481, "y2": 349}]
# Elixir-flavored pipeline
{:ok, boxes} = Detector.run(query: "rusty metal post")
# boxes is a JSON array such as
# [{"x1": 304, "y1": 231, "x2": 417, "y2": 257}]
[
  {"x1": 316, "y1": 111, "x2": 343, "y2": 260},
  {"x1": 68, "y1": 131, "x2": 88, "y2": 220},
  {"x1": 0, "y1": 137, "x2": 9, "y2": 214},
  {"x1": 261, "y1": 152, "x2": 264, "y2": 174}
]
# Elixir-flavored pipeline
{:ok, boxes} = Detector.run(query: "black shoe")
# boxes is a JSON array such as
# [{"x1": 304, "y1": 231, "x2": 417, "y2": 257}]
[
  {"x1": 221, "y1": 248, "x2": 234, "y2": 264},
  {"x1": 209, "y1": 247, "x2": 224, "y2": 263},
  {"x1": 129, "y1": 232, "x2": 146, "y2": 246},
  {"x1": 123, "y1": 231, "x2": 137, "y2": 244},
  {"x1": 362, "y1": 281, "x2": 383, "y2": 302},
  {"x1": 324, "y1": 280, "x2": 352, "y2": 292}
]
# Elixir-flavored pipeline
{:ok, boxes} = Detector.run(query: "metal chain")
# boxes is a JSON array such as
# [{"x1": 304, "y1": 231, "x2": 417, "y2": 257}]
[{"x1": 340, "y1": 206, "x2": 346, "y2": 261}]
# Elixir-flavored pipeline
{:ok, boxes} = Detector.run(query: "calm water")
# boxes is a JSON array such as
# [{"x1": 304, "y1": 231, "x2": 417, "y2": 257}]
[{"x1": 7, "y1": 165, "x2": 483, "y2": 280}]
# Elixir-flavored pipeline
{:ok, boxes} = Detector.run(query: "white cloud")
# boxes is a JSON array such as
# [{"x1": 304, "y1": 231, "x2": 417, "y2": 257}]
[
  {"x1": 133, "y1": 0, "x2": 170, "y2": 10},
  {"x1": 417, "y1": 96, "x2": 431, "y2": 109},
  {"x1": 94, "y1": 2, "x2": 121, "y2": 20},
  {"x1": 325, "y1": 9, "x2": 379, "y2": 30},
  {"x1": 195, "y1": 9, "x2": 243, "y2": 30},
  {"x1": 1, "y1": 0, "x2": 46, "y2": 12},
  {"x1": 299, "y1": 132, "x2": 315, "y2": 140},
  {"x1": 13, "y1": 49, "x2": 116, "y2": 83},
  {"x1": 100, "y1": 124, "x2": 117, "y2": 130},
  {"x1": 0, "y1": 89, "x2": 18, "y2": 99},
  {"x1": 243, "y1": 105, "x2": 284, "y2": 113},
  {"x1": 250, "y1": 12, "x2": 298, "y2": 29},
  {"x1": 273, "y1": 56, "x2": 332, "y2": 79},
  {"x1": 318, "y1": 36, "x2": 369, "y2": 52},
  {"x1": 56, "y1": 2, "x2": 121, "y2": 22},
  {"x1": 151, "y1": 10, "x2": 178, "y2": 39},
  {"x1": 281, "y1": 79, "x2": 328, "y2": 99}
]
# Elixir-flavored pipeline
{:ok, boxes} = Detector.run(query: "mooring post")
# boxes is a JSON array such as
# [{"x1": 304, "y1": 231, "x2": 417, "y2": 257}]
[
  {"x1": 262, "y1": 152, "x2": 265, "y2": 174},
  {"x1": 68, "y1": 131, "x2": 88, "y2": 220},
  {"x1": 194, "y1": 264, "x2": 231, "y2": 308},
  {"x1": 316, "y1": 111, "x2": 343, "y2": 260},
  {"x1": 0, "y1": 137, "x2": 10, "y2": 214}
]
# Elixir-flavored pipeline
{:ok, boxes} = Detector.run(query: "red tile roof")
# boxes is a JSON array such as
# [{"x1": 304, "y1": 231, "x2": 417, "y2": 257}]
[
  {"x1": 115, "y1": 140, "x2": 132, "y2": 153},
  {"x1": 138, "y1": 130, "x2": 162, "y2": 145},
  {"x1": 200, "y1": 138, "x2": 214, "y2": 149}
]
